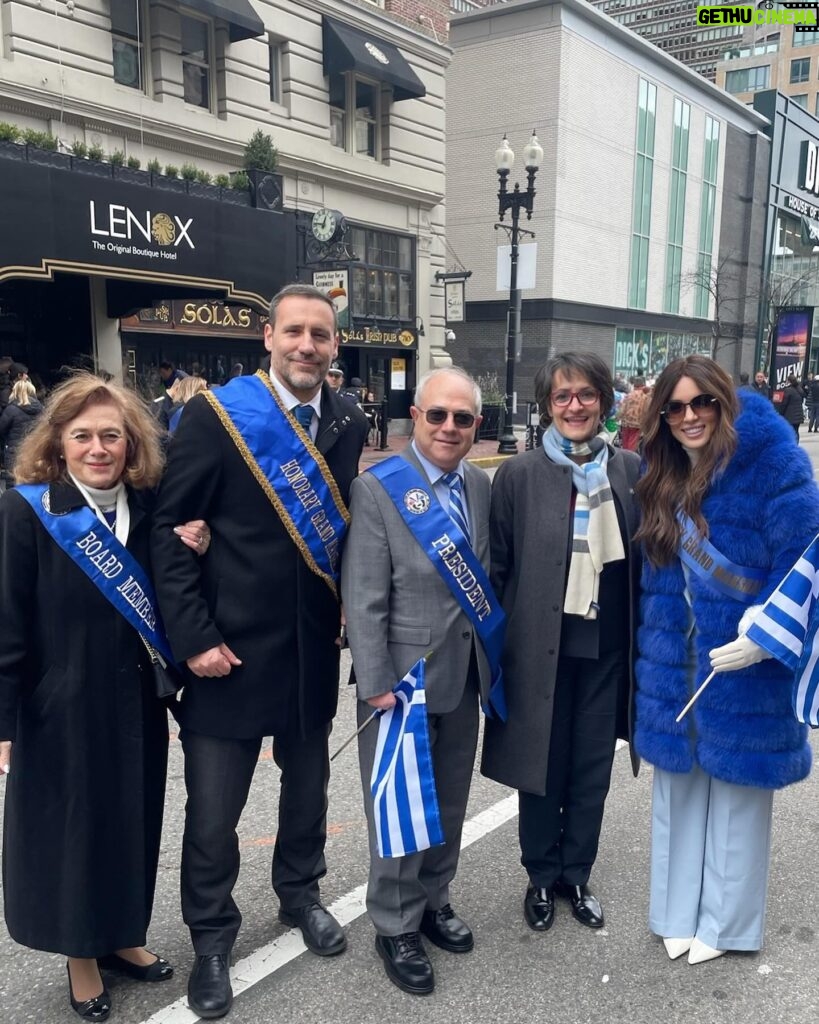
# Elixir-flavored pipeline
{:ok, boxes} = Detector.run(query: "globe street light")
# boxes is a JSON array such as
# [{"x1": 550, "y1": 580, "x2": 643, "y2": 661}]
[{"x1": 495, "y1": 130, "x2": 543, "y2": 455}]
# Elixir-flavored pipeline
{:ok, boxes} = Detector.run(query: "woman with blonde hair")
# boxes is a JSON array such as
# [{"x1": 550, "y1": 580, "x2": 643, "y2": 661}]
[
  {"x1": 0, "y1": 379, "x2": 43, "y2": 483},
  {"x1": 167, "y1": 375, "x2": 207, "y2": 434},
  {"x1": 0, "y1": 373, "x2": 210, "y2": 1021},
  {"x1": 634, "y1": 355, "x2": 819, "y2": 965}
]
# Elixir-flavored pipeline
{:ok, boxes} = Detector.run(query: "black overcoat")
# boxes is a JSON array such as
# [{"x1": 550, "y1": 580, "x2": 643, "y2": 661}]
[
  {"x1": 481, "y1": 445, "x2": 641, "y2": 796},
  {"x1": 0, "y1": 482, "x2": 168, "y2": 957},
  {"x1": 151, "y1": 379, "x2": 368, "y2": 739}
]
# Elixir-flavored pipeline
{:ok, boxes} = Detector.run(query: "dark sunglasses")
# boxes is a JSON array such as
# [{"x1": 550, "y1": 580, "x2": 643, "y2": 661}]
[
  {"x1": 417, "y1": 407, "x2": 476, "y2": 429},
  {"x1": 660, "y1": 393, "x2": 719, "y2": 422}
]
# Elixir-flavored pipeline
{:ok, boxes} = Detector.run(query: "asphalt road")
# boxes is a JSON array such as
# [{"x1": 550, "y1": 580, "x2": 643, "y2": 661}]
[{"x1": 3, "y1": 437, "x2": 819, "y2": 1024}]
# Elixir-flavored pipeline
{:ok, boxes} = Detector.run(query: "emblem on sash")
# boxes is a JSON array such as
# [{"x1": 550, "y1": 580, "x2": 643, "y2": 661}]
[
  {"x1": 41, "y1": 490, "x2": 68, "y2": 516},
  {"x1": 404, "y1": 488, "x2": 430, "y2": 515}
]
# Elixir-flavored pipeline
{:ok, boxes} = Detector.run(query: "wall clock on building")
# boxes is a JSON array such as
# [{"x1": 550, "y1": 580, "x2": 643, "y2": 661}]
[{"x1": 311, "y1": 208, "x2": 343, "y2": 243}]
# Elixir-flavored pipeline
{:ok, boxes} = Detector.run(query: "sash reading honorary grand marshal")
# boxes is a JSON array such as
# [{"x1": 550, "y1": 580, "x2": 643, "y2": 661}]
[
  {"x1": 677, "y1": 510, "x2": 766, "y2": 604},
  {"x1": 15, "y1": 484, "x2": 175, "y2": 664},
  {"x1": 368, "y1": 457, "x2": 507, "y2": 720},
  {"x1": 205, "y1": 371, "x2": 350, "y2": 596}
]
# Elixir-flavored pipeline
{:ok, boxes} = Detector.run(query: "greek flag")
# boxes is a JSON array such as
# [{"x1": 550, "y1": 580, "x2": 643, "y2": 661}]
[
  {"x1": 746, "y1": 536, "x2": 819, "y2": 727},
  {"x1": 370, "y1": 658, "x2": 444, "y2": 858}
]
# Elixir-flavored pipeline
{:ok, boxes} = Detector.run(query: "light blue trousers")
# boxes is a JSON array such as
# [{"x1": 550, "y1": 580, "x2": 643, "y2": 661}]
[{"x1": 649, "y1": 765, "x2": 774, "y2": 951}]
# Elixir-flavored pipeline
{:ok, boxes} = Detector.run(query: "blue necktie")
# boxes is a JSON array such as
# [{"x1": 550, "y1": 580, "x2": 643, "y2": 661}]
[
  {"x1": 294, "y1": 404, "x2": 314, "y2": 434},
  {"x1": 442, "y1": 471, "x2": 471, "y2": 546}
]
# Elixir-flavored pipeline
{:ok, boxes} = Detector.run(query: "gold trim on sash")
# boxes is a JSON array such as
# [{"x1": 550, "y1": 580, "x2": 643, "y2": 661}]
[{"x1": 204, "y1": 371, "x2": 350, "y2": 596}]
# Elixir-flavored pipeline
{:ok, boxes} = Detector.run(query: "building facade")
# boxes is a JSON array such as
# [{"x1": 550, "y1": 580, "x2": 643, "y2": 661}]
[
  {"x1": 445, "y1": 0, "x2": 770, "y2": 406},
  {"x1": 716, "y1": 23, "x2": 819, "y2": 113},
  {"x1": 0, "y1": 0, "x2": 450, "y2": 419}
]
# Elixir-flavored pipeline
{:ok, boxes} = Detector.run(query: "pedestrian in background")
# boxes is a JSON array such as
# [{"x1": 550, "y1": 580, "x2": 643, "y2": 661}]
[
  {"x1": 634, "y1": 355, "x2": 819, "y2": 965},
  {"x1": 805, "y1": 373, "x2": 819, "y2": 432},
  {"x1": 617, "y1": 376, "x2": 650, "y2": 451},
  {"x1": 0, "y1": 380, "x2": 43, "y2": 485},
  {"x1": 482, "y1": 352, "x2": 640, "y2": 937},
  {"x1": 774, "y1": 373, "x2": 804, "y2": 440},
  {"x1": 0, "y1": 373, "x2": 209, "y2": 1022},
  {"x1": 752, "y1": 371, "x2": 771, "y2": 399}
]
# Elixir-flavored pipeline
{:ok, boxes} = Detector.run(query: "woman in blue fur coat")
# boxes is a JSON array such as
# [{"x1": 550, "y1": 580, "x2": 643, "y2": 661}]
[{"x1": 634, "y1": 355, "x2": 819, "y2": 966}]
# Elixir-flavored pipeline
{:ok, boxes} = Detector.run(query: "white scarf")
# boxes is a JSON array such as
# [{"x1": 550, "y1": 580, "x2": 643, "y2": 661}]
[{"x1": 67, "y1": 472, "x2": 130, "y2": 545}]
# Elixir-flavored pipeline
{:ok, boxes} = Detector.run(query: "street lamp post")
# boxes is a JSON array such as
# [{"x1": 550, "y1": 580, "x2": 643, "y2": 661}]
[{"x1": 495, "y1": 130, "x2": 543, "y2": 455}]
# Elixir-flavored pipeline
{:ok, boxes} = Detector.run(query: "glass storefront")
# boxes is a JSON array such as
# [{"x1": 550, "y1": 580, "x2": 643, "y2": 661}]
[{"x1": 613, "y1": 327, "x2": 711, "y2": 381}]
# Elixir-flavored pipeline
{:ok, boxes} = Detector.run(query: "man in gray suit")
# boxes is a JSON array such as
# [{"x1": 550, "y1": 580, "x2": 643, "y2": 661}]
[{"x1": 341, "y1": 367, "x2": 492, "y2": 996}]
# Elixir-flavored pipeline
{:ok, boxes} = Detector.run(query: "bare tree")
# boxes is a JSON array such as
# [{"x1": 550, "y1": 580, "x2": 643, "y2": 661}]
[{"x1": 679, "y1": 252, "x2": 746, "y2": 362}]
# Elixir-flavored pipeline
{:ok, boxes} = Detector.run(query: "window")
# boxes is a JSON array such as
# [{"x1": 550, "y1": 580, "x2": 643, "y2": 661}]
[
  {"x1": 349, "y1": 228, "x2": 413, "y2": 320},
  {"x1": 269, "y1": 40, "x2": 282, "y2": 105},
  {"x1": 725, "y1": 65, "x2": 770, "y2": 92},
  {"x1": 695, "y1": 117, "x2": 720, "y2": 319},
  {"x1": 794, "y1": 27, "x2": 819, "y2": 47},
  {"x1": 329, "y1": 73, "x2": 381, "y2": 158},
  {"x1": 791, "y1": 57, "x2": 810, "y2": 84},
  {"x1": 111, "y1": 0, "x2": 145, "y2": 90},
  {"x1": 793, "y1": 94, "x2": 809, "y2": 109},
  {"x1": 181, "y1": 13, "x2": 212, "y2": 110},
  {"x1": 664, "y1": 99, "x2": 690, "y2": 314},
  {"x1": 629, "y1": 78, "x2": 656, "y2": 310}
]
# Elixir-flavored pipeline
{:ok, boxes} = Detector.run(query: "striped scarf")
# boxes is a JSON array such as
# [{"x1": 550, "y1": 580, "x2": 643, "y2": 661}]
[{"x1": 542, "y1": 425, "x2": 625, "y2": 620}]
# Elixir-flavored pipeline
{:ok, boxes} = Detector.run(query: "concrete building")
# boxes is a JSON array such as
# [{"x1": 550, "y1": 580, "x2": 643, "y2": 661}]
[
  {"x1": 446, "y1": 0, "x2": 771, "y2": 406},
  {"x1": 716, "y1": 24, "x2": 819, "y2": 113},
  {"x1": 0, "y1": 0, "x2": 450, "y2": 419}
]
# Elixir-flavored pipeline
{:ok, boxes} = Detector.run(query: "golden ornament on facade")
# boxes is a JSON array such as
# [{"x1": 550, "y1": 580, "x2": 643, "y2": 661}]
[{"x1": 151, "y1": 213, "x2": 176, "y2": 246}]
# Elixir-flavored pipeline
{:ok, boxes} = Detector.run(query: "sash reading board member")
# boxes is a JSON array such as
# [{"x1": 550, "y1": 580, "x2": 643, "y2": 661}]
[{"x1": 151, "y1": 283, "x2": 368, "y2": 1020}]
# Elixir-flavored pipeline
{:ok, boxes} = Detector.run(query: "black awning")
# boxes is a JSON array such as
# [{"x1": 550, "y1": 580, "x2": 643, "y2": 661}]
[
  {"x1": 322, "y1": 17, "x2": 426, "y2": 102},
  {"x1": 196, "y1": 0, "x2": 265, "y2": 42}
]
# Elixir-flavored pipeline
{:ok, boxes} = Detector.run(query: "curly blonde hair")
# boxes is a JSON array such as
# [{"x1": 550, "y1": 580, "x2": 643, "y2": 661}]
[{"x1": 14, "y1": 372, "x2": 164, "y2": 488}]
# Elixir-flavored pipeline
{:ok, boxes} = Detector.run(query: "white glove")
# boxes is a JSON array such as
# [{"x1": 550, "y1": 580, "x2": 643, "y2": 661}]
[
  {"x1": 709, "y1": 635, "x2": 772, "y2": 673},
  {"x1": 737, "y1": 604, "x2": 764, "y2": 636}
]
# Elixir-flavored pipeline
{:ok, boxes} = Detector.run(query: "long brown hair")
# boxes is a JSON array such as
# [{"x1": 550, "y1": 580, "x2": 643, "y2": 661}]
[
  {"x1": 635, "y1": 355, "x2": 738, "y2": 566},
  {"x1": 14, "y1": 373, "x2": 164, "y2": 488}
]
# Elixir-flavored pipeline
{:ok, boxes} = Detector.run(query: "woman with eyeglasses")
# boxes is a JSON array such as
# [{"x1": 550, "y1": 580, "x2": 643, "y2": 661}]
[
  {"x1": 482, "y1": 352, "x2": 641, "y2": 937},
  {"x1": 634, "y1": 355, "x2": 819, "y2": 965}
]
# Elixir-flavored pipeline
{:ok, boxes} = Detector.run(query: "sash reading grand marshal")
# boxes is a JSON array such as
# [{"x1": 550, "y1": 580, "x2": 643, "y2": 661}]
[
  {"x1": 205, "y1": 371, "x2": 350, "y2": 596},
  {"x1": 677, "y1": 511, "x2": 766, "y2": 604},
  {"x1": 369, "y1": 457, "x2": 507, "y2": 720},
  {"x1": 16, "y1": 484, "x2": 175, "y2": 664}
]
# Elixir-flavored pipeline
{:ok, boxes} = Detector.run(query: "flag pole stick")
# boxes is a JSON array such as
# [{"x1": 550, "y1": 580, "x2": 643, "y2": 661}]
[
  {"x1": 675, "y1": 670, "x2": 716, "y2": 723},
  {"x1": 330, "y1": 709, "x2": 379, "y2": 761}
]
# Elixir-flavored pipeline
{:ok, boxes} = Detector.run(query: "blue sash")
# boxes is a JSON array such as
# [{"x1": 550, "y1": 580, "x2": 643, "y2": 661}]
[
  {"x1": 677, "y1": 511, "x2": 766, "y2": 604},
  {"x1": 205, "y1": 372, "x2": 350, "y2": 596},
  {"x1": 368, "y1": 457, "x2": 507, "y2": 720},
  {"x1": 16, "y1": 484, "x2": 175, "y2": 664}
]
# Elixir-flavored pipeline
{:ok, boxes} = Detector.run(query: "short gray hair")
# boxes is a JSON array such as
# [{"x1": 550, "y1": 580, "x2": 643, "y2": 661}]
[{"x1": 414, "y1": 367, "x2": 482, "y2": 415}]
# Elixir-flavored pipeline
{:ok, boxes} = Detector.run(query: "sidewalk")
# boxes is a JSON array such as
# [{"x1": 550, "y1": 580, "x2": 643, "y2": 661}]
[{"x1": 359, "y1": 430, "x2": 524, "y2": 473}]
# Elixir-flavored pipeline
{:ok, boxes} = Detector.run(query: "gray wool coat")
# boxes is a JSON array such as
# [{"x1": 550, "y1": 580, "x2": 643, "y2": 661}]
[{"x1": 480, "y1": 445, "x2": 641, "y2": 796}]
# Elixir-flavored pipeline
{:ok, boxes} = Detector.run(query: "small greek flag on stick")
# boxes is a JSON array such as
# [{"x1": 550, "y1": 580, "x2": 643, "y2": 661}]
[
  {"x1": 370, "y1": 657, "x2": 444, "y2": 858},
  {"x1": 746, "y1": 536, "x2": 819, "y2": 727}
]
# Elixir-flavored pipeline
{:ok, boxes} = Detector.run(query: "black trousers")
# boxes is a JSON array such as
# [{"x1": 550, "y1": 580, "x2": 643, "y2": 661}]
[
  {"x1": 519, "y1": 650, "x2": 624, "y2": 889},
  {"x1": 180, "y1": 723, "x2": 331, "y2": 955}
]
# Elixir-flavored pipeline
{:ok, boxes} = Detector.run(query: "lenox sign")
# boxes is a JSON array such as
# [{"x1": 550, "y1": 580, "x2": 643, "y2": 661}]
[
  {"x1": 799, "y1": 140, "x2": 819, "y2": 198},
  {"x1": 88, "y1": 201, "x2": 195, "y2": 251}
]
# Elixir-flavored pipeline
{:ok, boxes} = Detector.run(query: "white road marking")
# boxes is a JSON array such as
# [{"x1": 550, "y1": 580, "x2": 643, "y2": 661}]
[{"x1": 139, "y1": 794, "x2": 519, "y2": 1024}]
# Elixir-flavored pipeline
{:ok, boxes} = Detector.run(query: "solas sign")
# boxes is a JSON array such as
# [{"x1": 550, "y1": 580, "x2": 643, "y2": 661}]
[{"x1": 88, "y1": 200, "x2": 195, "y2": 260}]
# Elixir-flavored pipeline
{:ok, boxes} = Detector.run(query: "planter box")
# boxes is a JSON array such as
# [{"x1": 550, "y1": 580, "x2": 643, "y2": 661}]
[
  {"x1": 186, "y1": 180, "x2": 221, "y2": 200},
  {"x1": 27, "y1": 146, "x2": 71, "y2": 169},
  {"x1": 113, "y1": 165, "x2": 151, "y2": 186},
  {"x1": 0, "y1": 139, "x2": 26, "y2": 161},
  {"x1": 219, "y1": 187, "x2": 252, "y2": 206},
  {"x1": 73, "y1": 158, "x2": 113, "y2": 178},
  {"x1": 248, "y1": 168, "x2": 283, "y2": 211},
  {"x1": 476, "y1": 403, "x2": 503, "y2": 441},
  {"x1": 152, "y1": 173, "x2": 186, "y2": 193}
]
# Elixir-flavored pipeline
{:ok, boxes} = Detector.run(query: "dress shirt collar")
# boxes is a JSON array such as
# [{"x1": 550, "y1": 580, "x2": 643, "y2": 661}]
[
  {"x1": 411, "y1": 440, "x2": 465, "y2": 486},
  {"x1": 268, "y1": 370, "x2": 322, "y2": 420}
]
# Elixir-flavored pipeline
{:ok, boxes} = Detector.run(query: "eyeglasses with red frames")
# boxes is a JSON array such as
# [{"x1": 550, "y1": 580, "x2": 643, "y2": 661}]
[
  {"x1": 416, "y1": 407, "x2": 476, "y2": 429},
  {"x1": 660, "y1": 393, "x2": 719, "y2": 424},
  {"x1": 550, "y1": 388, "x2": 600, "y2": 408}
]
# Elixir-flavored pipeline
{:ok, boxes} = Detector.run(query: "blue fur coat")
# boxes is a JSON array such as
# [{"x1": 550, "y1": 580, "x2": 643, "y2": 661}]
[{"x1": 634, "y1": 392, "x2": 819, "y2": 789}]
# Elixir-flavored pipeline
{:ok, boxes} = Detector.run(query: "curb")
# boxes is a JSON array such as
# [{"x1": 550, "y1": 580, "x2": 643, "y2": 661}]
[{"x1": 468, "y1": 455, "x2": 517, "y2": 468}]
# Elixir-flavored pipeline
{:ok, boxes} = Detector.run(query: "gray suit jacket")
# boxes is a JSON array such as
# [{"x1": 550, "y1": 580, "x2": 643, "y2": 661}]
[{"x1": 341, "y1": 449, "x2": 492, "y2": 715}]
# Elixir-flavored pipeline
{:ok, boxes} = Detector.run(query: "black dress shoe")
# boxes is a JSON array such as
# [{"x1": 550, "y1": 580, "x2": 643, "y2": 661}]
[
  {"x1": 420, "y1": 903, "x2": 474, "y2": 953},
  {"x1": 375, "y1": 932, "x2": 434, "y2": 995},
  {"x1": 554, "y1": 882, "x2": 605, "y2": 928},
  {"x1": 523, "y1": 886, "x2": 555, "y2": 932},
  {"x1": 187, "y1": 954, "x2": 232, "y2": 1019},
  {"x1": 98, "y1": 951, "x2": 174, "y2": 982},
  {"x1": 67, "y1": 963, "x2": 111, "y2": 1022},
  {"x1": 279, "y1": 902, "x2": 347, "y2": 956}
]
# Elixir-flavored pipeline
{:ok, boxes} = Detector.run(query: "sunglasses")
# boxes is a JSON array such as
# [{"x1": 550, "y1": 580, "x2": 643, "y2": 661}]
[
  {"x1": 550, "y1": 388, "x2": 600, "y2": 408},
  {"x1": 417, "y1": 407, "x2": 476, "y2": 429},
  {"x1": 660, "y1": 393, "x2": 719, "y2": 423}
]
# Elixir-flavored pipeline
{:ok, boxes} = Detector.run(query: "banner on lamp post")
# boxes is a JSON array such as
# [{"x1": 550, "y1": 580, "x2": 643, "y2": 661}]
[{"x1": 496, "y1": 243, "x2": 537, "y2": 291}]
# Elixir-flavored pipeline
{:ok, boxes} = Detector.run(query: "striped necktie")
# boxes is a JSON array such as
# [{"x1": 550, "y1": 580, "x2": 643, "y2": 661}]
[
  {"x1": 294, "y1": 404, "x2": 314, "y2": 435},
  {"x1": 442, "y1": 471, "x2": 471, "y2": 546}
]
